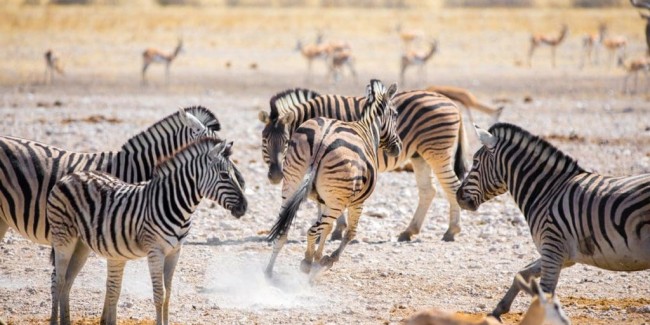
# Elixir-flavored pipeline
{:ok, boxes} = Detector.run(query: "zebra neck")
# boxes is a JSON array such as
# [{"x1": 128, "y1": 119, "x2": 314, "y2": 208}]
[
  {"x1": 502, "y1": 146, "x2": 583, "y2": 218},
  {"x1": 146, "y1": 162, "x2": 202, "y2": 224}
]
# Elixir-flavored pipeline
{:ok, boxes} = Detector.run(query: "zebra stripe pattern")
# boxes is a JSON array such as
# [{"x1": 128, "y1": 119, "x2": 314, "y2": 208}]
[
  {"x1": 0, "y1": 106, "x2": 236, "y2": 245},
  {"x1": 456, "y1": 122, "x2": 650, "y2": 320},
  {"x1": 265, "y1": 79, "x2": 401, "y2": 278},
  {"x1": 47, "y1": 138, "x2": 247, "y2": 325},
  {"x1": 259, "y1": 86, "x2": 467, "y2": 241}
]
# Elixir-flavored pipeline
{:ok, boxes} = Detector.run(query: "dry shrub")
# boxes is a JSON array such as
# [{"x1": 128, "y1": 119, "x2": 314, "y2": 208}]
[
  {"x1": 61, "y1": 115, "x2": 122, "y2": 124},
  {"x1": 572, "y1": 0, "x2": 624, "y2": 7}
]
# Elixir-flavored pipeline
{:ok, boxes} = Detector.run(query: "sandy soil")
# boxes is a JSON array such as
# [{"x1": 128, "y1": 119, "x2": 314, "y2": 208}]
[{"x1": 1, "y1": 5, "x2": 650, "y2": 325}]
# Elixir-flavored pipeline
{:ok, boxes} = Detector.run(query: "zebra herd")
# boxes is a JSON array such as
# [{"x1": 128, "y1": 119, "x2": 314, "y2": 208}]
[{"x1": 0, "y1": 79, "x2": 648, "y2": 324}]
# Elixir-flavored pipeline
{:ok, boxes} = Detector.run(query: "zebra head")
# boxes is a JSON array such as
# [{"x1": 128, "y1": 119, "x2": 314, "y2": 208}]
[
  {"x1": 366, "y1": 80, "x2": 402, "y2": 157},
  {"x1": 259, "y1": 110, "x2": 293, "y2": 185},
  {"x1": 203, "y1": 141, "x2": 248, "y2": 218},
  {"x1": 456, "y1": 125, "x2": 507, "y2": 211}
]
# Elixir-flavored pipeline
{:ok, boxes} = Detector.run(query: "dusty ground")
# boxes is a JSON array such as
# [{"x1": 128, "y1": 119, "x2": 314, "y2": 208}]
[{"x1": 1, "y1": 4, "x2": 650, "y2": 325}]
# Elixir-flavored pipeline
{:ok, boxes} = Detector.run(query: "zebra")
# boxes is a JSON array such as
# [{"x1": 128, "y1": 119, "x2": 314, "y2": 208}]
[
  {"x1": 47, "y1": 138, "x2": 247, "y2": 325},
  {"x1": 455, "y1": 122, "x2": 650, "y2": 320},
  {"x1": 0, "y1": 106, "x2": 243, "y2": 246},
  {"x1": 258, "y1": 86, "x2": 467, "y2": 242},
  {"x1": 265, "y1": 79, "x2": 402, "y2": 278}
]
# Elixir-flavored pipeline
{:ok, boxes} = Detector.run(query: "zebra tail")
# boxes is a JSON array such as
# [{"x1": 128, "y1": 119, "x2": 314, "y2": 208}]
[
  {"x1": 454, "y1": 116, "x2": 468, "y2": 181},
  {"x1": 267, "y1": 168, "x2": 315, "y2": 242}
]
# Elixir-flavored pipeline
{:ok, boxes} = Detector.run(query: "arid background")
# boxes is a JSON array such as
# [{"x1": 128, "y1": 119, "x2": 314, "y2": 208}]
[{"x1": 1, "y1": 1, "x2": 650, "y2": 324}]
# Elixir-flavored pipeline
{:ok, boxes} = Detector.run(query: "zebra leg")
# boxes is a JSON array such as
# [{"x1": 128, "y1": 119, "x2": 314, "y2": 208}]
[
  {"x1": 162, "y1": 248, "x2": 181, "y2": 325},
  {"x1": 330, "y1": 214, "x2": 347, "y2": 241},
  {"x1": 302, "y1": 208, "x2": 338, "y2": 273},
  {"x1": 490, "y1": 259, "x2": 542, "y2": 320},
  {"x1": 59, "y1": 242, "x2": 90, "y2": 324},
  {"x1": 265, "y1": 233, "x2": 288, "y2": 278},
  {"x1": 399, "y1": 156, "x2": 436, "y2": 242},
  {"x1": 433, "y1": 159, "x2": 463, "y2": 242},
  {"x1": 100, "y1": 259, "x2": 126, "y2": 325},
  {"x1": 0, "y1": 220, "x2": 7, "y2": 243},
  {"x1": 318, "y1": 205, "x2": 362, "y2": 272},
  {"x1": 52, "y1": 241, "x2": 75, "y2": 325},
  {"x1": 147, "y1": 250, "x2": 166, "y2": 325}
]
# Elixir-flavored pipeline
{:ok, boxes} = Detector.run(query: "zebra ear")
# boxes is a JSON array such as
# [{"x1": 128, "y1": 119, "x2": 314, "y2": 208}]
[
  {"x1": 258, "y1": 111, "x2": 270, "y2": 124},
  {"x1": 179, "y1": 108, "x2": 206, "y2": 133},
  {"x1": 475, "y1": 124, "x2": 497, "y2": 148},
  {"x1": 387, "y1": 83, "x2": 398, "y2": 99},
  {"x1": 209, "y1": 141, "x2": 233, "y2": 161}
]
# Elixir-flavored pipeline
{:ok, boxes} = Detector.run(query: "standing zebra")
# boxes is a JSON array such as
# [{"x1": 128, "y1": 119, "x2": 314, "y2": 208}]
[
  {"x1": 456, "y1": 123, "x2": 650, "y2": 320},
  {"x1": 259, "y1": 86, "x2": 466, "y2": 242},
  {"x1": 48, "y1": 138, "x2": 247, "y2": 325},
  {"x1": 0, "y1": 106, "x2": 233, "y2": 246},
  {"x1": 265, "y1": 80, "x2": 402, "y2": 278}
]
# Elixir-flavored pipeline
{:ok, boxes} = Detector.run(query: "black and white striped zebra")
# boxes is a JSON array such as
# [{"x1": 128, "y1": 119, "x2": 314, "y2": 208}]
[
  {"x1": 265, "y1": 79, "x2": 402, "y2": 278},
  {"x1": 456, "y1": 123, "x2": 650, "y2": 320},
  {"x1": 258, "y1": 86, "x2": 467, "y2": 241},
  {"x1": 0, "y1": 106, "x2": 241, "y2": 246},
  {"x1": 47, "y1": 138, "x2": 247, "y2": 325}
]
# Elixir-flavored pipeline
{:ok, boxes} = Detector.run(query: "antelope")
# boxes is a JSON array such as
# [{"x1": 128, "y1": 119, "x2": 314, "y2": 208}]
[
  {"x1": 603, "y1": 35, "x2": 628, "y2": 66},
  {"x1": 579, "y1": 23, "x2": 607, "y2": 68},
  {"x1": 328, "y1": 47, "x2": 357, "y2": 84},
  {"x1": 407, "y1": 276, "x2": 570, "y2": 325},
  {"x1": 44, "y1": 49, "x2": 64, "y2": 84},
  {"x1": 631, "y1": 0, "x2": 650, "y2": 55},
  {"x1": 400, "y1": 40, "x2": 438, "y2": 86},
  {"x1": 528, "y1": 24, "x2": 569, "y2": 68},
  {"x1": 141, "y1": 38, "x2": 183, "y2": 85},
  {"x1": 425, "y1": 85, "x2": 504, "y2": 126},
  {"x1": 617, "y1": 55, "x2": 650, "y2": 94},
  {"x1": 296, "y1": 33, "x2": 329, "y2": 81}
]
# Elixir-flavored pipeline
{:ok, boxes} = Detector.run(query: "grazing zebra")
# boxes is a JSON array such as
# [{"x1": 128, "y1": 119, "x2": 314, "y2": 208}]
[
  {"x1": 259, "y1": 86, "x2": 467, "y2": 242},
  {"x1": 48, "y1": 138, "x2": 247, "y2": 325},
  {"x1": 0, "y1": 106, "x2": 238, "y2": 246},
  {"x1": 265, "y1": 79, "x2": 402, "y2": 278},
  {"x1": 456, "y1": 123, "x2": 650, "y2": 320}
]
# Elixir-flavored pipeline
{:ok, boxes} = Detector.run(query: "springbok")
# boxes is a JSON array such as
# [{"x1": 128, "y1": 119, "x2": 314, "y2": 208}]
[
  {"x1": 141, "y1": 38, "x2": 184, "y2": 85},
  {"x1": 603, "y1": 35, "x2": 628, "y2": 66},
  {"x1": 407, "y1": 276, "x2": 570, "y2": 325},
  {"x1": 400, "y1": 40, "x2": 438, "y2": 85},
  {"x1": 580, "y1": 23, "x2": 607, "y2": 68},
  {"x1": 617, "y1": 55, "x2": 650, "y2": 94},
  {"x1": 44, "y1": 49, "x2": 64, "y2": 84},
  {"x1": 528, "y1": 24, "x2": 569, "y2": 68}
]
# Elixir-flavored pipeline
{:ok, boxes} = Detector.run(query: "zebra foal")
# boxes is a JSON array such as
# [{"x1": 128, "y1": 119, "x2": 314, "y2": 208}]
[
  {"x1": 47, "y1": 138, "x2": 247, "y2": 325},
  {"x1": 265, "y1": 79, "x2": 402, "y2": 278},
  {"x1": 456, "y1": 123, "x2": 650, "y2": 320},
  {"x1": 259, "y1": 85, "x2": 466, "y2": 242}
]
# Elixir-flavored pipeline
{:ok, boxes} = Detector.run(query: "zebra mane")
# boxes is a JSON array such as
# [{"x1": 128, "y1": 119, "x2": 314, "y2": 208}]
[
  {"x1": 269, "y1": 88, "x2": 321, "y2": 120},
  {"x1": 488, "y1": 123, "x2": 585, "y2": 172},
  {"x1": 120, "y1": 106, "x2": 220, "y2": 152},
  {"x1": 152, "y1": 137, "x2": 222, "y2": 177}
]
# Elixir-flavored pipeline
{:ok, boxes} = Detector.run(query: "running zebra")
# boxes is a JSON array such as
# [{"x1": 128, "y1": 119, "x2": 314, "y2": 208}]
[
  {"x1": 47, "y1": 138, "x2": 247, "y2": 325},
  {"x1": 0, "y1": 106, "x2": 241, "y2": 246},
  {"x1": 259, "y1": 86, "x2": 466, "y2": 241},
  {"x1": 456, "y1": 123, "x2": 650, "y2": 320},
  {"x1": 265, "y1": 80, "x2": 402, "y2": 278}
]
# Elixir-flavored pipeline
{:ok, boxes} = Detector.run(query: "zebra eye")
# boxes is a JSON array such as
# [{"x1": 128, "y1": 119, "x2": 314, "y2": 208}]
[{"x1": 220, "y1": 171, "x2": 230, "y2": 180}]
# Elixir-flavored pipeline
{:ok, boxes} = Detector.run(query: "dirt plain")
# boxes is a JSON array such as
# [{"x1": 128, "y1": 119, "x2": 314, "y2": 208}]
[{"x1": 0, "y1": 4, "x2": 650, "y2": 325}]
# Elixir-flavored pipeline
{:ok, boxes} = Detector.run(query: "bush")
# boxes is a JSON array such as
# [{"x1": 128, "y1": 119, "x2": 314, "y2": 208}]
[{"x1": 445, "y1": 0, "x2": 533, "y2": 7}]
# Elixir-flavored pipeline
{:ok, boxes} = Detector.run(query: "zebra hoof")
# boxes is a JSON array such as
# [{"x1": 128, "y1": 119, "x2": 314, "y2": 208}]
[
  {"x1": 441, "y1": 231, "x2": 456, "y2": 242},
  {"x1": 397, "y1": 231, "x2": 414, "y2": 242},
  {"x1": 487, "y1": 312, "x2": 503, "y2": 323},
  {"x1": 330, "y1": 230, "x2": 343, "y2": 241},
  {"x1": 300, "y1": 259, "x2": 312, "y2": 274}
]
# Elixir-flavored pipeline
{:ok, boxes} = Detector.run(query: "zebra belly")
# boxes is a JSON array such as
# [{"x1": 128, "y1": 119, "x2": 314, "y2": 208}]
[{"x1": 569, "y1": 235, "x2": 650, "y2": 272}]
